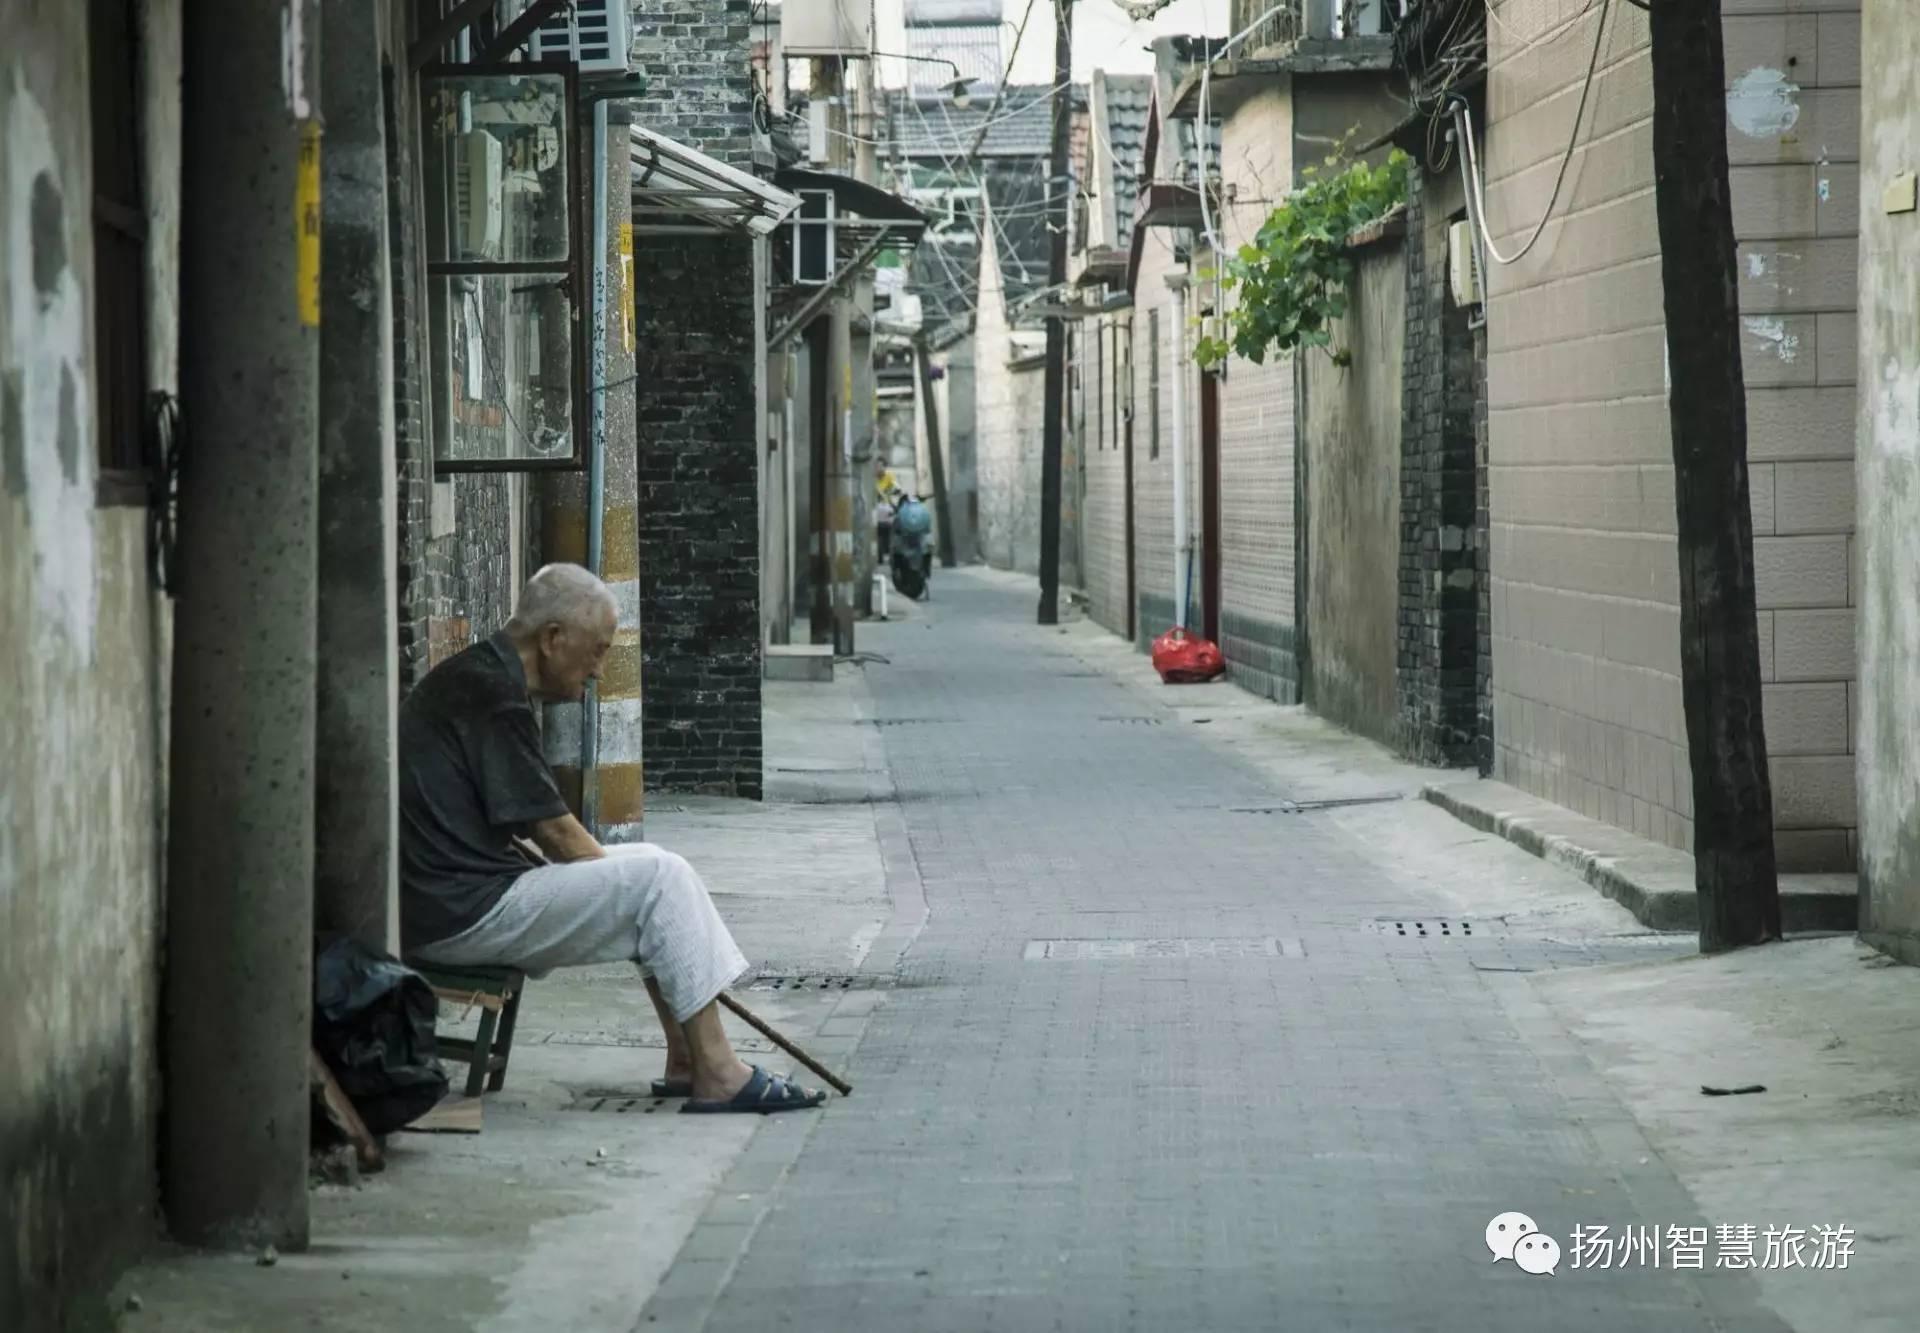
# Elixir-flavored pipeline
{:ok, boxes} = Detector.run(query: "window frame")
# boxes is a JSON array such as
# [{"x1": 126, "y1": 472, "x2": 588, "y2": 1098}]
[{"x1": 419, "y1": 60, "x2": 589, "y2": 474}]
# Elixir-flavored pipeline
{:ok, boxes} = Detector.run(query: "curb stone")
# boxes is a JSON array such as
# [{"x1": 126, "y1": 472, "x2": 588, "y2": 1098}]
[{"x1": 1422, "y1": 780, "x2": 1858, "y2": 936}]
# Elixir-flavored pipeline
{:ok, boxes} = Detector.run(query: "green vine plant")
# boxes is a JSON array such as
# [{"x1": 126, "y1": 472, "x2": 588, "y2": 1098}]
[{"x1": 1194, "y1": 147, "x2": 1411, "y2": 371}]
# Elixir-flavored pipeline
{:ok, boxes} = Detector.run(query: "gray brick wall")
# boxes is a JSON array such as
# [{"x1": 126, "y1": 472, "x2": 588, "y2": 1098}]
[
  {"x1": 1396, "y1": 165, "x2": 1483, "y2": 769},
  {"x1": 631, "y1": 0, "x2": 754, "y2": 167},
  {"x1": 628, "y1": 0, "x2": 763, "y2": 798},
  {"x1": 634, "y1": 234, "x2": 763, "y2": 799}
]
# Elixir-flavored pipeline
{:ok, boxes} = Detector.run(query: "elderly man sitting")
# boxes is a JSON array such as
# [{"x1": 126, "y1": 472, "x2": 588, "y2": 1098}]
[{"x1": 399, "y1": 563, "x2": 825, "y2": 1113}]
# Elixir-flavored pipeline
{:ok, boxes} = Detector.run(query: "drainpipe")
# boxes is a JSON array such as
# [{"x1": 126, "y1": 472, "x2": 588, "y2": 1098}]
[
  {"x1": 581, "y1": 98, "x2": 609, "y2": 833},
  {"x1": 1167, "y1": 269, "x2": 1191, "y2": 629}
]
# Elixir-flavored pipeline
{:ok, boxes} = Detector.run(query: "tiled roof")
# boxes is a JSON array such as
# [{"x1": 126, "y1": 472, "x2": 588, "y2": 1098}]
[
  {"x1": 1096, "y1": 73, "x2": 1152, "y2": 251},
  {"x1": 982, "y1": 161, "x2": 1054, "y2": 309},
  {"x1": 887, "y1": 84, "x2": 1064, "y2": 160}
]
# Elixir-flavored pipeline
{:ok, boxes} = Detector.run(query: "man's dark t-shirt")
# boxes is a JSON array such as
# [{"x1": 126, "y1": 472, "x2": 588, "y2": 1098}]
[{"x1": 399, "y1": 633, "x2": 570, "y2": 952}]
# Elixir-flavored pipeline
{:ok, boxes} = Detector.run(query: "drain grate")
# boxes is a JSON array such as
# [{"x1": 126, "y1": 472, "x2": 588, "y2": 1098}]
[
  {"x1": 1369, "y1": 919, "x2": 1476, "y2": 938},
  {"x1": 568, "y1": 1091, "x2": 669, "y2": 1113},
  {"x1": 1230, "y1": 793, "x2": 1405, "y2": 815},
  {"x1": 1025, "y1": 937, "x2": 1303, "y2": 960},
  {"x1": 1097, "y1": 716, "x2": 1164, "y2": 726},
  {"x1": 539, "y1": 1031, "x2": 777, "y2": 1053},
  {"x1": 866, "y1": 718, "x2": 958, "y2": 728},
  {"x1": 745, "y1": 973, "x2": 893, "y2": 992}
]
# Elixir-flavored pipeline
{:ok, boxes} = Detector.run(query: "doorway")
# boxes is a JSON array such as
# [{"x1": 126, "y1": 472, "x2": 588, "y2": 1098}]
[{"x1": 1199, "y1": 368, "x2": 1222, "y2": 644}]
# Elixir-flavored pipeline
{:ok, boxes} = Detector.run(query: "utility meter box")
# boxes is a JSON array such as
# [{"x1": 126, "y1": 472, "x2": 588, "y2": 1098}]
[{"x1": 1448, "y1": 219, "x2": 1481, "y2": 307}]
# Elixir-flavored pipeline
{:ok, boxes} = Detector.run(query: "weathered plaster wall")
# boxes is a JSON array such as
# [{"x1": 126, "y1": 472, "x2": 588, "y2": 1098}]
[
  {"x1": 972, "y1": 206, "x2": 1047, "y2": 575},
  {"x1": 1855, "y1": 0, "x2": 1920, "y2": 961},
  {"x1": 1302, "y1": 239, "x2": 1405, "y2": 744},
  {"x1": 1131, "y1": 228, "x2": 1186, "y2": 644},
  {"x1": 1485, "y1": 0, "x2": 1859, "y2": 862},
  {"x1": 2, "y1": 1, "x2": 175, "y2": 1319}
]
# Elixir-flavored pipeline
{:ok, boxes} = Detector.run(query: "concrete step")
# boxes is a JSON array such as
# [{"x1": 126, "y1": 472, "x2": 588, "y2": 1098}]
[{"x1": 765, "y1": 644, "x2": 834, "y2": 683}]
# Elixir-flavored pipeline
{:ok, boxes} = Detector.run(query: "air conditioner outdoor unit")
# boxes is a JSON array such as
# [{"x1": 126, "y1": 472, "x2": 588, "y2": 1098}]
[
  {"x1": 1448, "y1": 218, "x2": 1481, "y2": 307},
  {"x1": 456, "y1": 129, "x2": 505, "y2": 261},
  {"x1": 528, "y1": 0, "x2": 635, "y2": 74}
]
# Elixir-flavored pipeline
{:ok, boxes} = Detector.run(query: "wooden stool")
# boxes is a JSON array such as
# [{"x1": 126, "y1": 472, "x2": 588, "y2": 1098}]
[{"x1": 411, "y1": 963, "x2": 526, "y2": 1097}]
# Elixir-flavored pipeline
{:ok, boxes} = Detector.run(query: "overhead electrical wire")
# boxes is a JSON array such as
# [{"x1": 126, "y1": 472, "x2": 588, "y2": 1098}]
[{"x1": 1452, "y1": 0, "x2": 1613, "y2": 268}]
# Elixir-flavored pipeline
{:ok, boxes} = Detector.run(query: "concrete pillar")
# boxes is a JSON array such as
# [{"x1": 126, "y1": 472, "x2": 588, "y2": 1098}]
[
  {"x1": 594, "y1": 102, "x2": 644, "y2": 841},
  {"x1": 1856, "y1": 2, "x2": 1920, "y2": 963},
  {"x1": 165, "y1": 0, "x2": 320, "y2": 1250},
  {"x1": 315, "y1": 0, "x2": 398, "y2": 952}
]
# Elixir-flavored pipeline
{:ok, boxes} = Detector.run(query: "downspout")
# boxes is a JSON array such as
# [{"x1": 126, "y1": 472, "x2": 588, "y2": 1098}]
[
  {"x1": 1167, "y1": 270, "x2": 1191, "y2": 629},
  {"x1": 582, "y1": 98, "x2": 609, "y2": 833}
]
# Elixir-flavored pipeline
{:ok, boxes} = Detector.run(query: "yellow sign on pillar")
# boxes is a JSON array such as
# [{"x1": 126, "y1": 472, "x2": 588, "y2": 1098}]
[
  {"x1": 618, "y1": 221, "x2": 635, "y2": 355},
  {"x1": 296, "y1": 121, "x2": 322, "y2": 328}
]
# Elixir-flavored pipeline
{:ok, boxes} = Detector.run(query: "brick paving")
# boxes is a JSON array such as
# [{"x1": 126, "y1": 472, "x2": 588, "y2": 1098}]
[{"x1": 654, "y1": 571, "x2": 1792, "y2": 1333}]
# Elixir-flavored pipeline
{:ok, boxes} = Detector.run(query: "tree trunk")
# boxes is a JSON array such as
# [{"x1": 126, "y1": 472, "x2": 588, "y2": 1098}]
[{"x1": 1647, "y1": 0, "x2": 1781, "y2": 951}]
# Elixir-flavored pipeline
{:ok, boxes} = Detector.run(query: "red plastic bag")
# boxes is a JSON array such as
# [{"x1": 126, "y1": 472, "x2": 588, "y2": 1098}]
[{"x1": 1151, "y1": 626, "x2": 1226, "y2": 684}]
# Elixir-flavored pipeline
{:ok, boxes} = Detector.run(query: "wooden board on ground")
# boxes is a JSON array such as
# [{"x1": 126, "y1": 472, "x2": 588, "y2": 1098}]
[
  {"x1": 309, "y1": 1048, "x2": 386, "y2": 1171},
  {"x1": 407, "y1": 1093, "x2": 484, "y2": 1134}
]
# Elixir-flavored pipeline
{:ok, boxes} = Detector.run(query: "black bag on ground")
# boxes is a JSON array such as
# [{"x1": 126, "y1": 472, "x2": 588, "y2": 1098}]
[{"x1": 312, "y1": 936, "x2": 448, "y2": 1136}]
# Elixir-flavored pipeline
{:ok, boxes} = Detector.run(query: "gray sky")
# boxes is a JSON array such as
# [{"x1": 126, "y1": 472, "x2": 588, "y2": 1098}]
[{"x1": 870, "y1": 0, "x2": 1231, "y2": 87}]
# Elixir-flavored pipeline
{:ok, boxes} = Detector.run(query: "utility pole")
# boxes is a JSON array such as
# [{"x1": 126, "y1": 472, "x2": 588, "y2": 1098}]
[
  {"x1": 167, "y1": 0, "x2": 319, "y2": 1249},
  {"x1": 1037, "y1": 0, "x2": 1073, "y2": 624},
  {"x1": 1647, "y1": 0, "x2": 1780, "y2": 951},
  {"x1": 814, "y1": 54, "x2": 857, "y2": 654},
  {"x1": 914, "y1": 335, "x2": 958, "y2": 567}
]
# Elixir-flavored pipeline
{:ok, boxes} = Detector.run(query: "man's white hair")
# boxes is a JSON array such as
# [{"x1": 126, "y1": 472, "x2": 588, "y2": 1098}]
[{"x1": 506, "y1": 563, "x2": 617, "y2": 637}]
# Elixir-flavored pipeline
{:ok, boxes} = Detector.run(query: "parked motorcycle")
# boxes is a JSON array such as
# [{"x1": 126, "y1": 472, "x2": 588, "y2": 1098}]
[{"x1": 889, "y1": 492, "x2": 934, "y2": 601}]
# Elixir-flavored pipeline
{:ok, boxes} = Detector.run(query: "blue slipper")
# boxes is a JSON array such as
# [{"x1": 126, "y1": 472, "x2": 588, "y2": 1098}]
[
  {"x1": 680, "y1": 1065, "x2": 828, "y2": 1114},
  {"x1": 650, "y1": 1077, "x2": 693, "y2": 1098}
]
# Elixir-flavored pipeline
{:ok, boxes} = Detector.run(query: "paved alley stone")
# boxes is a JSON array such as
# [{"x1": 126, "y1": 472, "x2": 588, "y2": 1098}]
[{"x1": 656, "y1": 572, "x2": 1793, "y2": 1333}]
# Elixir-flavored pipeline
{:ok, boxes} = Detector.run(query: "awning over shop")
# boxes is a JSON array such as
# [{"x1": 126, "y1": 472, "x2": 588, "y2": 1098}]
[
  {"x1": 771, "y1": 168, "x2": 930, "y2": 232},
  {"x1": 766, "y1": 168, "x2": 930, "y2": 348},
  {"x1": 629, "y1": 125, "x2": 802, "y2": 235}
]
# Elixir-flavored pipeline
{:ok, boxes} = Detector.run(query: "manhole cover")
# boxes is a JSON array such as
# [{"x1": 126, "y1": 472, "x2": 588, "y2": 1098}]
[
  {"x1": 1369, "y1": 919, "x2": 1476, "y2": 938},
  {"x1": 1024, "y1": 937, "x2": 1303, "y2": 960},
  {"x1": 745, "y1": 973, "x2": 893, "y2": 991}
]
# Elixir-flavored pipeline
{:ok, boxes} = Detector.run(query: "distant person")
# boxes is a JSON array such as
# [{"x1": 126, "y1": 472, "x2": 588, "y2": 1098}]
[{"x1": 398, "y1": 564, "x2": 826, "y2": 1113}]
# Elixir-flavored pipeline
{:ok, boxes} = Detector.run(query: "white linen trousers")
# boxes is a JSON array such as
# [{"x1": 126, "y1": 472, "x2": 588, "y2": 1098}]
[{"x1": 414, "y1": 845, "x2": 752, "y2": 1024}]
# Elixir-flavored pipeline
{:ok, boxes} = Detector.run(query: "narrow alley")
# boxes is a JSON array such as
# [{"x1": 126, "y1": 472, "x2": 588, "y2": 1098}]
[{"x1": 635, "y1": 570, "x2": 1857, "y2": 1333}]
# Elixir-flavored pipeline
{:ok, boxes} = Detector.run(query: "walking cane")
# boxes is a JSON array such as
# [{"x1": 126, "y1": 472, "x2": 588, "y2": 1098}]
[{"x1": 719, "y1": 992, "x2": 854, "y2": 1097}]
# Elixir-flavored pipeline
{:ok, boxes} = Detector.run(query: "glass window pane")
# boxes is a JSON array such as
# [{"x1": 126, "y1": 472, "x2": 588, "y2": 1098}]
[
  {"x1": 424, "y1": 72, "x2": 572, "y2": 265},
  {"x1": 431, "y1": 273, "x2": 575, "y2": 464}
]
